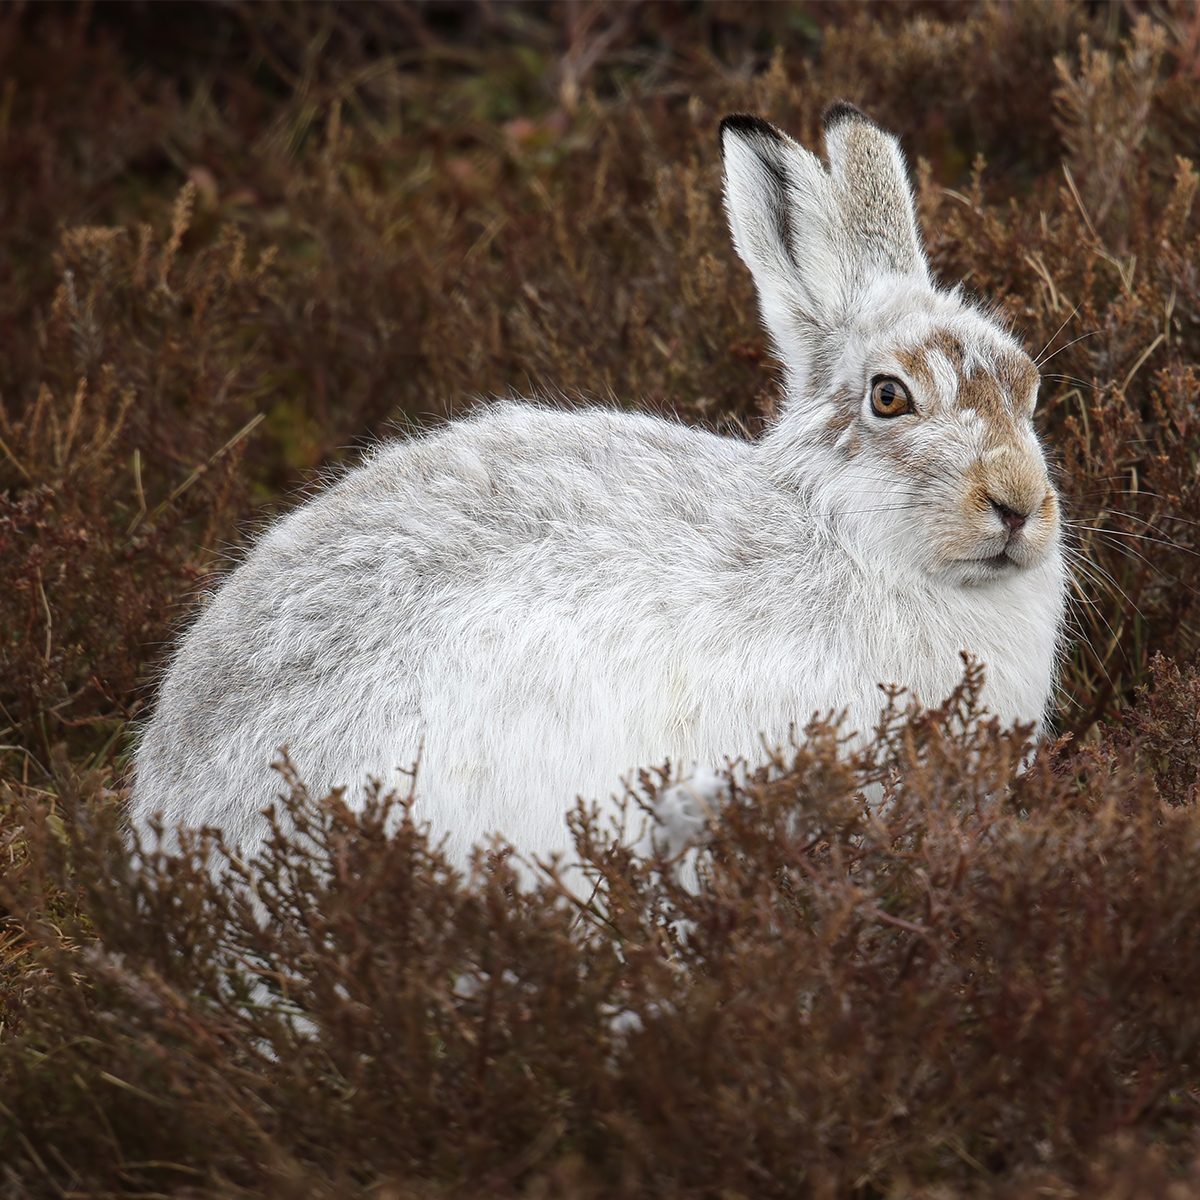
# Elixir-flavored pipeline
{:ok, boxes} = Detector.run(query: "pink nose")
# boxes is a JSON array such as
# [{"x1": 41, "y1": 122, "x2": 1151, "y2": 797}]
[{"x1": 989, "y1": 498, "x2": 1028, "y2": 533}]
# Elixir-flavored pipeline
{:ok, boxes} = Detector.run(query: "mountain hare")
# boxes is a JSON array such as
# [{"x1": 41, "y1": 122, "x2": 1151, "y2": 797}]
[{"x1": 132, "y1": 104, "x2": 1067, "y2": 868}]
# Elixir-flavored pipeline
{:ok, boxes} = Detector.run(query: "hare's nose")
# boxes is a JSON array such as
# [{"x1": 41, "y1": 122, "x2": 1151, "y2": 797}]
[{"x1": 988, "y1": 497, "x2": 1028, "y2": 533}]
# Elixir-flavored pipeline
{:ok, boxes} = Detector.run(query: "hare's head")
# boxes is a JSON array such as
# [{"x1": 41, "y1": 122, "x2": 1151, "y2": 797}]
[{"x1": 722, "y1": 106, "x2": 1060, "y2": 588}]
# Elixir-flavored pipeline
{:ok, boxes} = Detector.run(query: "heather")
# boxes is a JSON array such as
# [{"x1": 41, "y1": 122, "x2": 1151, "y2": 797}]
[{"x1": 2, "y1": 3, "x2": 1200, "y2": 1196}]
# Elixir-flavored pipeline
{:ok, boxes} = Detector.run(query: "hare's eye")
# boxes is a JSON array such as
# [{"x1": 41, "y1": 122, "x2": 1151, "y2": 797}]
[{"x1": 870, "y1": 376, "x2": 912, "y2": 418}]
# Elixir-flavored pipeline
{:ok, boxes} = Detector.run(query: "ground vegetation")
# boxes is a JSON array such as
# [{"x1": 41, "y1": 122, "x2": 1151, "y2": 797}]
[{"x1": 2, "y1": 3, "x2": 1200, "y2": 1195}]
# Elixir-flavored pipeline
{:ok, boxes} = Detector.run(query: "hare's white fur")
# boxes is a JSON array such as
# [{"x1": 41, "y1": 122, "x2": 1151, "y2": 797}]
[{"x1": 132, "y1": 106, "x2": 1067, "y2": 867}]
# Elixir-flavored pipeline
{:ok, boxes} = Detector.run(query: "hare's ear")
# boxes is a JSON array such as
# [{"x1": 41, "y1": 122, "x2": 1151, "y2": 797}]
[
  {"x1": 821, "y1": 101, "x2": 928, "y2": 282},
  {"x1": 720, "y1": 109, "x2": 929, "y2": 397},
  {"x1": 720, "y1": 115, "x2": 848, "y2": 394}
]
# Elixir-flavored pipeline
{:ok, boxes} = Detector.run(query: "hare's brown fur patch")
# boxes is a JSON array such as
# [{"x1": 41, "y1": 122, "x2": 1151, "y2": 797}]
[{"x1": 821, "y1": 395, "x2": 857, "y2": 449}]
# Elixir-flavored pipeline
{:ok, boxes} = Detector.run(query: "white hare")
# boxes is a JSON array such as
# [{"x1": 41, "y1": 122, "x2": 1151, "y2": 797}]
[{"x1": 132, "y1": 104, "x2": 1067, "y2": 869}]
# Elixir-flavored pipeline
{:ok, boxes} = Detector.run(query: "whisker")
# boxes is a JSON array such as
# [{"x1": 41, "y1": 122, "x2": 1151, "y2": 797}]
[
  {"x1": 839, "y1": 506, "x2": 929, "y2": 517},
  {"x1": 1068, "y1": 581, "x2": 1138, "y2": 666},
  {"x1": 1033, "y1": 302, "x2": 1084, "y2": 365},
  {"x1": 1069, "y1": 507, "x2": 1200, "y2": 534},
  {"x1": 1036, "y1": 329, "x2": 1102, "y2": 369},
  {"x1": 1069, "y1": 531, "x2": 1197, "y2": 560},
  {"x1": 1063, "y1": 557, "x2": 1131, "y2": 676},
  {"x1": 1073, "y1": 527, "x2": 1200, "y2": 612},
  {"x1": 1042, "y1": 374, "x2": 1099, "y2": 391},
  {"x1": 1068, "y1": 550, "x2": 1144, "y2": 617},
  {"x1": 1090, "y1": 537, "x2": 1200, "y2": 599}
]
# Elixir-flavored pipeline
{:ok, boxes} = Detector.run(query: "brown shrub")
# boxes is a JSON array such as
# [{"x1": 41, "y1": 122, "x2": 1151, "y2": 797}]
[
  {"x1": 2, "y1": 3, "x2": 1200, "y2": 1196},
  {"x1": 4, "y1": 673, "x2": 1200, "y2": 1196},
  {"x1": 0, "y1": 195, "x2": 280, "y2": 771}
]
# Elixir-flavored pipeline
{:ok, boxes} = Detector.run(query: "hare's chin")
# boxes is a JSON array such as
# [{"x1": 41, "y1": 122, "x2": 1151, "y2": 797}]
[
  {"x1": 947, "y1": 549, "x2": 1038, "y2": 587},
  {"x1": 979, "y1": 552, "x2": 1018, "y2": 572}
]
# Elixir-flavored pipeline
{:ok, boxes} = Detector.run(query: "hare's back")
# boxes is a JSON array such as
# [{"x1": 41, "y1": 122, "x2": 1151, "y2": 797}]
[
  {"x1": 132, "y1": 402, "x2": 753, "y2": 842},
  {"x1": 355, "y1": 400, "x2": 751, "y2": 548}
]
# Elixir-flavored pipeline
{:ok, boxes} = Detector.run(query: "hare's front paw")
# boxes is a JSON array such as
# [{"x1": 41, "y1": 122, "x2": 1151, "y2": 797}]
[{"x1": 646, "y1": 766, "x2": 727, "y2": 860}]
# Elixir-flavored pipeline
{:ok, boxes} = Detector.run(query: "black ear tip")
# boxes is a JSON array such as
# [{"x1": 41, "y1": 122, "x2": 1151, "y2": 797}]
[
  {"x1": 719, "y1": 113, "x2": 785, "y2": 147},
  {"x1": 822, "y1": 100, "x2": 868, "y2": 131}
]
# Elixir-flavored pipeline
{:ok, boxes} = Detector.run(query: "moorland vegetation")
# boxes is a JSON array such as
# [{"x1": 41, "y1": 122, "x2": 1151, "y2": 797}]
[{"x1": 2, "y1": 3, "x2": 1200, "y2": 1196}]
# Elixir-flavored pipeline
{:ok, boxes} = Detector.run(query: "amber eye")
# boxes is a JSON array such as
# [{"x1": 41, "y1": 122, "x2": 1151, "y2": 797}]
[{"x1": 870, "y1": 376, "x2": 912, "y2": 418}]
